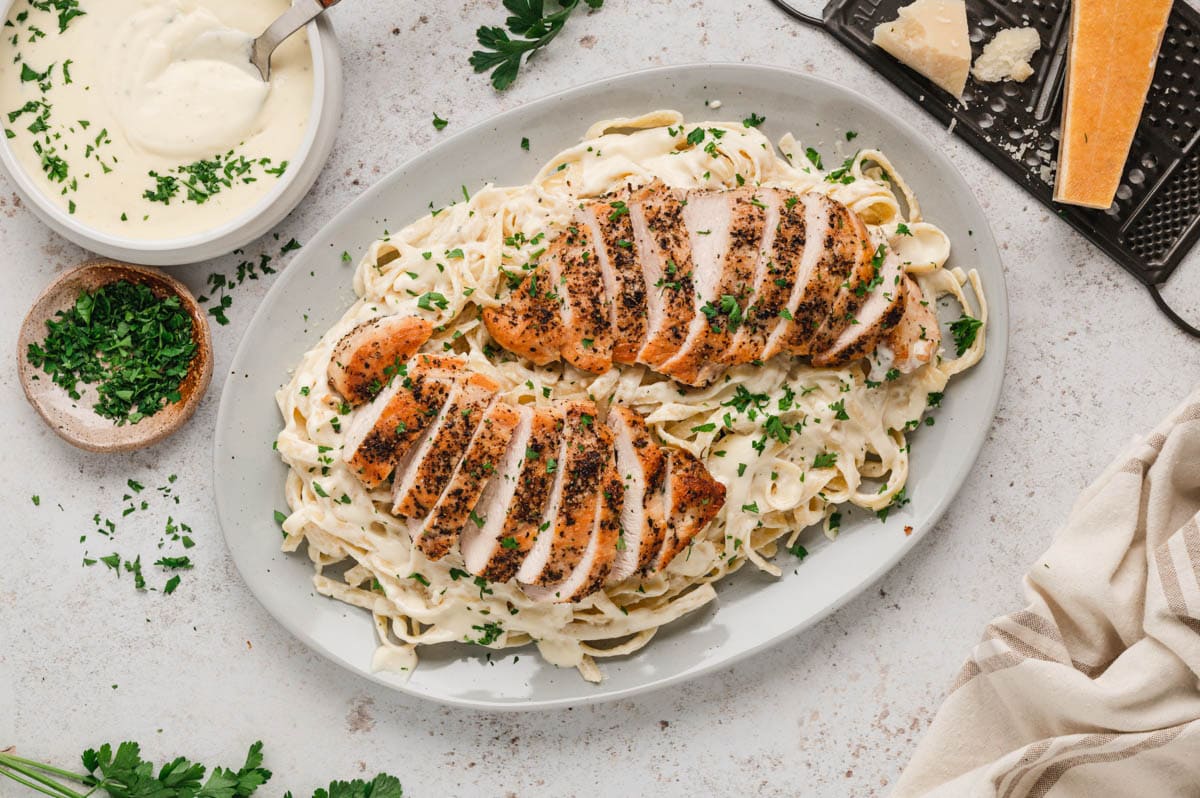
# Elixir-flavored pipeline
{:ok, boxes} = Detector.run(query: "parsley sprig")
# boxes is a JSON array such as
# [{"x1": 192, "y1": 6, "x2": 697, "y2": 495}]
[
  {"x1": 0, "y1": 742, "x2": 403, "y2": 798},
  {"x1": 470, "y1": 0, "x2": 603, "y2": 90}
]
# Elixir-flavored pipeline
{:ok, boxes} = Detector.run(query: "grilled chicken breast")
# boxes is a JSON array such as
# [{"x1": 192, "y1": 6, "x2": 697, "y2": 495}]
[
  {"x1": 483, "y1": 186, "x2": 939, "y2": 386},
  {"x1": 394, "y1": 373, "x2": 498, "y2": 521},
  {"x1": 517, "y1": 401, "x2": 609, "y2": 587},
  {"x1": 339, "y1": 354, "x2": 727, "y2": 602},
  {"x1": 418, "y1": 399, "x2": 521, "y2": 561},
  {"x1": 653, "y1": 448, "x2": 727, "y2": 570},
  {"x1": 341, "y1": 354, "x2": 464, "y2": 488},
  {"x1": 329, "y1": 316, "x2": 433, "y2": 404},
  {"x1": 462, "y1": 406, "x2": 562, "y2": 582},
  {"x1": 607, "y1": 406, "x2": 668, "y2": 582}
]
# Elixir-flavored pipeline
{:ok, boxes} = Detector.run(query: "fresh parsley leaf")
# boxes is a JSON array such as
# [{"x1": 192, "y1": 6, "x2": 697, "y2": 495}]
[
  {"x1": 470, "y1": 0, "x2": 603, "y2": 91},
  {"x1": 950, "y1": 314, "x2": 983, "y2": 356}
]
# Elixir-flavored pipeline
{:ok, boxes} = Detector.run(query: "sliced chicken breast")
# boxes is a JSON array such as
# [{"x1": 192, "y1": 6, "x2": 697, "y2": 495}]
[
  {"x1": 341, "y1": 355, "x2": 465, "y2": 488},
  {"x1": 552, "y1": 223, "x2": 613, "y2": 373},
  {"x1": 483, "y1": 187, "x2": 938, "y2": 386},
  {"x1": 883, "y1": 275, "x2": 941, "y2": 372},
  {"x1": 328, "y1": 315, "x2": 433, "y2": 405},
  {"x1": 584, "y1": 195, "x2": 647, "y2": 365},
  {"x1": 811, "y1": 236, "x2": 908, "y2": 367},
  {"x1": 393, "y1": 373, "x2": 498, "y2": 521},
  {"x1": 750, "y1": 193, "x2": 834, "y2": 361},
  {"x1": 651, "y1": 449, "x2": 727, "y2": 571},
  {"x1": 481, "y1": 254, "x2": 564, "y2": 366},
  {"x1": 517, "y1": 401, "x2": 608, "y2": 587},
  {"x1": 418, "y1": 399, "x2": 521, "y2": 561},
  {"x1": 631, "y1": 183, "x2": 698, "y2": 370},
  {"x1": 606, "y1": 406, "x2": 668, "y2": 583},
  {"x1": 731, "y1": 189, "x2": 807, "y2": 363},
  {"x1": 659, "y1": 188, "x2": 765, "y2": 386},
  {"x1": 802, "y1": 203, "x2": 879, "y2": 356},
  {"x1": 461, "y1": 407, "x2": 562, "y2": 582},
  {"x1": 523, "y1": 452, "x2": 622, "y2": 603}
]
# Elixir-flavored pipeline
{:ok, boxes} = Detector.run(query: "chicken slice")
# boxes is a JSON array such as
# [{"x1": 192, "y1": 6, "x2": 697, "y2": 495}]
[
  {"x1": 731, "y1": 189, "x2": 807, "y2": 363},
  {"x1": 461, "y1": 406, "x2": 562, "y2": 582},
  {"x1": 523, "y1": 451, "x2": 622, "y2": 603},
  {"x1": 328, "y1": 315, "x2": 433, "y2": 405},
  {"x1": 418, "y1": 399, "x2": 521, "y2": 561},
  {"x1": 341, "y1": 355, "x2": 465, "y2": 489},
  {"x1": 811, "y1": 234, "x2": 908, "y2": 367},
  {"x1": 481, "y1": 254, "x2": 564, "y2": 366},
  {"x1": 650, "y1": 449, "x2": 727, "y2": 572},
  {"x1": 799, "y1": 203, "x2": 879, "y2": 356},
  {"x1": 631, "y1": 183, "x2": 698, "y2": 370},
  {"x1": 583, "y1": 195, "x2": 647, "y2": 365},
  {"x1": 517, "y1": 401, "x2": 608, "y2": 587},
  {"x1": 393, "y1": 373, "x2": 498, "y2": 522},
  {"x1": 660, "y1": 189, "x2": 766, "y2": 386},
  {"x1": 723, "y1": 188, "x2": 784, "y2": 366},
  {"x1": 551, "y1": 223, "x2": 613, "y2": 373},
  {"x1": 765, "y1": 195, "x2": 856, "y2": 358},
  {"x1": 880, "y1": 275, "x2": 941, "y2": 373},
  {"x1": 606, "y1": 406, "x2": 668, "y2": 583}
]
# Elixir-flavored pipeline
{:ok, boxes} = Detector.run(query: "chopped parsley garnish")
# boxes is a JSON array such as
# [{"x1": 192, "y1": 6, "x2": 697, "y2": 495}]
[
  {"x1": 812, "y1": 451, "x2": 838, "y2": 469},
  {"x1": 417, "y1": 291, "x2": 449, "y2": 311},
  {"x1": 743, "y1": 112, "x2": 766, "y2": 128},
  {"x1": 470, "y1": 621, "x2": 504, "y2": 645},
  {"x1": 950, "y1": 314, "x2": 983, "y2": 356},
  {"x1": 142, "y1": 153, "x2": 287, "y2": 206},
  {"x1": 26, "y1": 281, "x2": 197, "y2": 425},
  {"x1": 432, "y1": 112, "x2": 448, "y2": 130}
]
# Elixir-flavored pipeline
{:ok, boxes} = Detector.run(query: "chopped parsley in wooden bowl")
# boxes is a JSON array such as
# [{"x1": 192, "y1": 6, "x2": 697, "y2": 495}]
[{"x1": 18, "y1": 260, "x2": 213, "y2": 452}]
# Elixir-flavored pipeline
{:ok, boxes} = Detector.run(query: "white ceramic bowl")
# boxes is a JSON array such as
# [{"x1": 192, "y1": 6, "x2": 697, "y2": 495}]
[{"x1": 0, "y1": 3, "x2": 343, "y2": 266}]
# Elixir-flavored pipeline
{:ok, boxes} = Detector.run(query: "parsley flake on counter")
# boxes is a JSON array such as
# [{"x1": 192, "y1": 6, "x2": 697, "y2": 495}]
[{"x1": 432, "y1": 112, "x2": 448, "y2": 130}]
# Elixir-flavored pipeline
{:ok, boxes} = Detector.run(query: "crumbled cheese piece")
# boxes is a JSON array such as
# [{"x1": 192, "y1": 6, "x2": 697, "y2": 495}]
[
  {"x1": 972, "y1": 27, "x2": 1040, "y2": 83},
  {"x1": 872, "y1": 0, "x2": 971, "y2": 98}
]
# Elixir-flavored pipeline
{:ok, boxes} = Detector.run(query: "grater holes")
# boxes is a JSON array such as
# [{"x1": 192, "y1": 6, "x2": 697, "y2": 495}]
[{"x1": 1125, "y1": 154, "x2": 1200, "y2": 267}]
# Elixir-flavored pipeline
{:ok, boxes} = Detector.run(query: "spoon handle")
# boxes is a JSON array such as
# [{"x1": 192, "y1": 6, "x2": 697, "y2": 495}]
[{"x1": 252, "y1": 0, "x2": 341, "y2": 79}]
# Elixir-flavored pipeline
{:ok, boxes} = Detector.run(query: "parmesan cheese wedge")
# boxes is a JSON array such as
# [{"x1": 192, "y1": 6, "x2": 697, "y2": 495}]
[
  {"x1": 873, "y1": 0, "x2": 971, "y2": 99},
  {"x1": 1054, "y1": 0, "x2": 1173, "y2": 209}
]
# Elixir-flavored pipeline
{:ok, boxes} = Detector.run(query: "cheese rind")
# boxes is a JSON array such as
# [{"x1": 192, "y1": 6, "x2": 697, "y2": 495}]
[
  {"x1": 1054, "y1": 0, "x2": 1172, "y2": 209},
  {"x1": 972, "y1": 27, "x2": 1040, "y2": 83},
  {"x1": 872, "y1": 0, "x2": 971, "y2": 99}
]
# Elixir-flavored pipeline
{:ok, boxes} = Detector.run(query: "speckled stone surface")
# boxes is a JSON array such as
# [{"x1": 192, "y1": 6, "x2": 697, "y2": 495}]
[{"x1": 3, "y1": 2, "x2": 1199, "y2": 796}]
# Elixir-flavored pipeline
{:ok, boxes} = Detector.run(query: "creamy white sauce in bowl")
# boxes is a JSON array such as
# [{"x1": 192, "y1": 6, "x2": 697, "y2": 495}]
[{"x1": 0, "y1": 0, "x2": 342, "y2": 264}]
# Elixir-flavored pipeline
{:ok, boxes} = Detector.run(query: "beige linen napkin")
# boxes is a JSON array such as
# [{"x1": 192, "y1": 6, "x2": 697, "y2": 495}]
[{"x1": 893, "y1": 390, "x2": 1200, "y2": 797}]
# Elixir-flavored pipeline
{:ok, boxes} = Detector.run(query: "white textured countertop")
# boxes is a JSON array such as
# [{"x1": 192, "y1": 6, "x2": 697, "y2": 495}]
[{"x1": 3, "y1": 2, "x2": 1199, "y2": 796}]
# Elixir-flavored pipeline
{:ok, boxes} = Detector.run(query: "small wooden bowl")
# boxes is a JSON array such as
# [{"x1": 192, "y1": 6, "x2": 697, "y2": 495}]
[{"x1": 17, "y1": 260, "x2": 214, "y2": 453}]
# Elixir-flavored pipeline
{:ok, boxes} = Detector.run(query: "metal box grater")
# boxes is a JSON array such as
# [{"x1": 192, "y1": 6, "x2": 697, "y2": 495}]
[{"x1": 769, "y1": 0, "x2": 1200, "y2": 336}]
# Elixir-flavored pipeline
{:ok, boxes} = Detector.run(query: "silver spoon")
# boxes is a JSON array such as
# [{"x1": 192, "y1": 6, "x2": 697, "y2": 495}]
[{"x1": 250, "y1": 0, "x2": 341, "y2": 81}]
